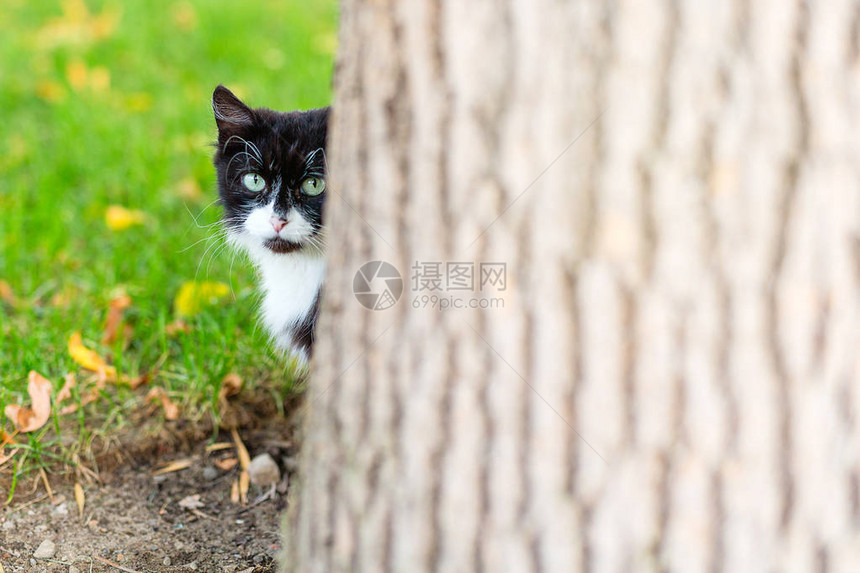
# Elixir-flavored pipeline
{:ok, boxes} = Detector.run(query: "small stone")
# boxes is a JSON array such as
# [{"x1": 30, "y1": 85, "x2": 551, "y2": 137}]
[
  {"x1": 70, "y1": 566, "x2": 81, "y2": 573},
  {"x1": 34, "y1": 539, "x2": 56, "y2": 559},
  {"x1": 163, "y1": 556, "x2": 172, "y2": 566},
  {"x1": 189, "y1": 561, "x2": 198, "y2": 570},
  {"x1": 2, "y1": 519, "x2": 14, "y2": 531},
  {"x1": 202, "y1": 466, "x2": 218, "y2": 481},
  {"x1": 52, "y1": 502, "x2": 69, "y2": 516},
  {"x1": 248, "y1": 454, "x2": 280, "y2": 487},
  {"x1": 253, "y1": 554, "x2": 265, "y2": 564}
]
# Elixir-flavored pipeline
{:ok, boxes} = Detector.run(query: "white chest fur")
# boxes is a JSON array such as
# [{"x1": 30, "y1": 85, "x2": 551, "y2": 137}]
[{"x1": 257, "y1": 251, "x2": 325, "y2": 357}]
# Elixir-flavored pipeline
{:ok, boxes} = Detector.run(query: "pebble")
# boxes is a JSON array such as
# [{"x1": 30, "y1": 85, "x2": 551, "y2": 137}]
[
  {"x1": 248, "y1": 454, "x2": 280, "y2": 486},
  {"x1": 52, "y1": 502, "x2": 69, "y2": 517},
  {"x1": 2, "y1": 519, "x2": 14, "y2": 531},
  {"x1": 70, "y1": 566, "x2": 81, "y2": 573},
  {"x1": 33, "y1": 539, "x2": 56, "y2": 559},
  {"x1": 163, "y1": 556, "x2": 172, "y2": 566},
  {"x1": 189, "y1": 561, "x2": 198, "y2": 570},
  {"x1": 202, "y1": 466, "x2": 218, "y2": 481}
]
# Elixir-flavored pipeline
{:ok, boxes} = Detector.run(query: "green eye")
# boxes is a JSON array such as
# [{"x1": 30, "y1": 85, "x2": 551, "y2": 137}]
[
  {"x1": 242, "y1": 172, "x2": 266, "y2": 192},
  {"x1": 300, "y1": 176, "x2": 325, "y2": 196}
]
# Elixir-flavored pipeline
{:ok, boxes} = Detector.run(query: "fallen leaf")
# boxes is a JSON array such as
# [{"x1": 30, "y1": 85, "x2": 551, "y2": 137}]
[
  {"x1": 105, "y1": 205, "x2": 147, "y2": 231},
  {"x1": 56, "y1": 373, "x2": 76, "y2": 403},
  {"x1": 4, "y1": 371, "x2": 52, "y2": 433},
  {"x1": 74, "y1": 482, "x2": 85, "y2": 518},
  {"x1": 124, "y1": 372, "x2": 151, "y2": 390},
  {"x1": 152, "y1": 458, "x2": 193, "y2": 476},
  {"x1": 102, "y1": 293, "x2": 132, "y2": 344},
  {"x1": 68, "y1": 332, "x2": 116, "y2": 378},
  {"x1": 174, "y1": 281, "x2": 230, "y2": 317},
  {"x1": 0, "y1": 280, "x2": 20, "y2": 308},
  {"x1": 178, "y1": 494, "x2": 204, "y2": 510},
  {"x1": 165, "y1": 319, "x2": 190, "y2": 335},
  {"x1": 146, "y1": 387, "x2": 180, "y2": 420},
  {"x1": 214, "y1": 457, "x2": 238, "y2": 471},
  {"x1": 58, "y1": 390, "x2": 98, "y2": 415},
  {"x1": 219, "y1": 373, "x2": 242, "y2": 405}
]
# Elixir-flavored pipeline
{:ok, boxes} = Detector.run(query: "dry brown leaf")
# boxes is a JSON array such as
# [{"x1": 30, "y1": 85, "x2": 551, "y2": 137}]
[
  {"x1": 4, "y1": 371, "x2": 52, "y2": 433},
  {"x1": 152, "y1": 458, "x2": 193, "y2": 476},
  {"x1": 239, "y1": 470, "x2": 249, "y2": 505},
  {"x1": 220, "y1": 373, "x2": 242, "y2": 399},
  {"x1": 165, "y1": 320, "x2": 190, "y2": 335},
  {"x1": 58, "y1": 390, "x2": 98, "y2": 415},
  {"x1": 102, "y1": 294, "x2": 132, "y2": 345},
  {"x1": 231, "y1": 428, "x2": 251, "y2": 470},
  {"x1": 0, "y1": 280, "x2": 20, "y2": 308},
  {"x1": 0, "y1": 449, "x2": 16, "y2": 468},
  {"x1": 68, "y1": 332, "x2": 117, "y2": 378},
  {"x1": 123, "y1": 372, "x2": 151, "y2": 390},
  {"x1": 57, "y1": 373, "x2": 76, "y2": 403},
  {"x1": 74, "y1": 482, "x2": 85, "y2": 518},
  {"x1": 214, "y1": 457, "x2": 238, "y2": 471},
  {"x1": 146, "y1": 387, "x2": 180, "y2": 420}
]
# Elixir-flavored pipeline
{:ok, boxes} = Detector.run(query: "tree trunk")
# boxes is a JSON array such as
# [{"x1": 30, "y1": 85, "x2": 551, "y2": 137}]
[{"x1": 286, "y1": 0, "x2": 860, "y2": 571}]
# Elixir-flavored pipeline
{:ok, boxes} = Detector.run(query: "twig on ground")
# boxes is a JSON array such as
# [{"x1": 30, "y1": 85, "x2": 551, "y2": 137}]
[{"x1": 92, "y1": 554, "x2": 142, "y2": 573}]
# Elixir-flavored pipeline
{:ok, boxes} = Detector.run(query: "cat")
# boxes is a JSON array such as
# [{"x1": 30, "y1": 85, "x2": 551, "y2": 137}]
[{"x1": 211, "y1": 85, "x2": 329, "y2": 364}]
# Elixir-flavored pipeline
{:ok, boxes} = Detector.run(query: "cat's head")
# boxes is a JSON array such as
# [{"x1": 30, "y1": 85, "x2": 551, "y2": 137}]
[{"x1": 211, "y1": 85, "x2": 329, "y2": 260}]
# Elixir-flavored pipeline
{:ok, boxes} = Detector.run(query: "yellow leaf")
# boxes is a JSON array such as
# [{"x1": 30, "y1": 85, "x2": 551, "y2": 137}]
[
  {"x1": 68, "y1": 332, "x2": 116, "y2": 377},
  {"x1": 74, "y1": 482, "x2": 85, "y2": 518},
  {"x1": 105, "y1": 205, "x2": 146, "y2": 231},
  {"x1": 174, "y1": 281, "x2": 230, "y2": 317},
  {"x1": 4, "y1": 371, "x2": 52, "y2": 433}
]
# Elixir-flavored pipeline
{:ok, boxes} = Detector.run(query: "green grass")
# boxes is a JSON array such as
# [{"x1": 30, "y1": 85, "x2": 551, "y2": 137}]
[{"x1": 0, "y1": 0, "x2": 336, "y2": 476}]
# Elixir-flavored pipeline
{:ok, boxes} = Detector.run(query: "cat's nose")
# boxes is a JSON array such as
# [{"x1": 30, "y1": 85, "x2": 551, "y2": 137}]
[{"x1": 270, "y1": 215, "x2": 288, "y2": 233}]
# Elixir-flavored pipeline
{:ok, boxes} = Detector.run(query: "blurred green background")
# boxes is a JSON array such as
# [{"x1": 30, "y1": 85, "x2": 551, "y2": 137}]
[{"x1": 0, "y1": 0, "x2": 337, "y2": 427}]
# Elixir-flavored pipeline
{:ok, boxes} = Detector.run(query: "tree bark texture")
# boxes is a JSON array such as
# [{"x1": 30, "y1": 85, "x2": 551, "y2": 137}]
[{"x1": 287, "y1": 0, "x2": 860, "y2": 571}]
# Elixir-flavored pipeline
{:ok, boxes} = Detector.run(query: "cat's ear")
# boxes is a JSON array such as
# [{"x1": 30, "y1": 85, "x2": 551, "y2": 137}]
[{"x1": 212, "y1": 85, "x2": 254, "y2": 133}]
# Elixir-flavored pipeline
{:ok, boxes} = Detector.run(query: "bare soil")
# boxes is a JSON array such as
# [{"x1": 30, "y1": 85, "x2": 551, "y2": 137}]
[{"x1": 0, "y1": 397, "x2": 301, "y2": 573}]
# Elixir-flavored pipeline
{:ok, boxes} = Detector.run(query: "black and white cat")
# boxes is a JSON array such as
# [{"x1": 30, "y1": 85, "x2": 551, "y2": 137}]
[{"x1": 211, "y1": 85, "x2": 329, "y2": 363}]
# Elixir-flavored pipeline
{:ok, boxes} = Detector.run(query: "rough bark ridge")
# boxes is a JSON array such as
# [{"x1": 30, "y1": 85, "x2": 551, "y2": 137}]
[{"x1": 287, "y1": 0, "x2": 860, "y2": 571}]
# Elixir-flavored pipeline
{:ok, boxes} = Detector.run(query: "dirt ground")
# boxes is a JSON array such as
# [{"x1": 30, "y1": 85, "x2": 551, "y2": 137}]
[{"x1": 0, "y1": 399, "x2": 300, "y2": 573}]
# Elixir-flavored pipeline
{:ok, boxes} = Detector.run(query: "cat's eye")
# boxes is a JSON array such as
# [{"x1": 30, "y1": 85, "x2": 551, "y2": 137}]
[
  {"x1": 300, "y1": 176, "x2": 326, "y2": 196},
  {"x1": 242, "y1": 172, "x2": 266, "y2": 193}
]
